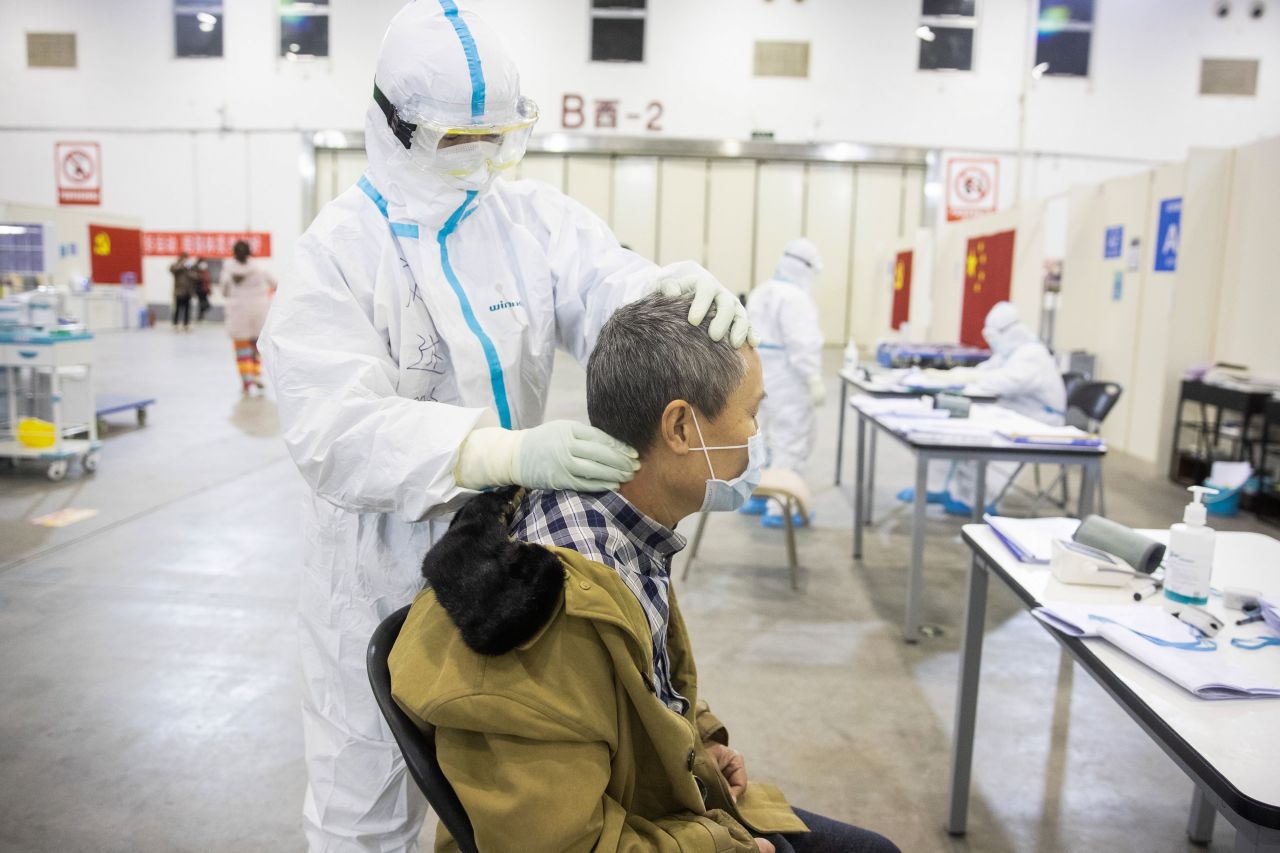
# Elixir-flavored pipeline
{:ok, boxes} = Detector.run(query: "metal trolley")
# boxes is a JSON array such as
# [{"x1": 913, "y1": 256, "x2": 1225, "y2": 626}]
[{"x1": 0, "y1": 328, "x2": 101, "y2": 481}]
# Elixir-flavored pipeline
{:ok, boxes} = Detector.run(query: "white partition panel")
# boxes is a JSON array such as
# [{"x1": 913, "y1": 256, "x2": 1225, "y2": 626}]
[
  {"x1": 565, "y1": 156, "x2": 613, "y2": 225},
  {"x1": 656, "y1": 159, "x2": 707, "y2": 267},
  {"x1": 901, "y1": 167, "x2": 925, "y2": 237},
  {"x1": 848, "y1": 165, "x2": 904, "y2": 347},
  {"x1": 1215, "y1": 136, "x2": 1280, "y2": 374},
  {"x1": 802, "y1": 163, "x2": 855, "y2": 344},
  {"x1": 705, "y1": 160, "x2": 756, "y2": 293},
  {"x1": 753, "y1": 162, "x2": 806, "y2": 289},
  {"x1": 517, "y1": 154, "x2": 566, "y2": 192},
  {"x1": 611, "y1": 157, "x2": 659, "y2": 261},
  {"x1": 314, "y1": 148, "x2": 369, "y2": 213},
  {"x1": 1087, "y1": 170, "x2": 1155, "y2": 449}
]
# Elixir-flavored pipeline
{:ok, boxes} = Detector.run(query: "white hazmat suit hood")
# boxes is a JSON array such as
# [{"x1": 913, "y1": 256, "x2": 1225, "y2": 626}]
[
  {"x1": 366, "y1": 0, "x2": 525, "y2": 217},
  {"x1": 261, "y1": 2, "x2": 700, "y2": 849}
]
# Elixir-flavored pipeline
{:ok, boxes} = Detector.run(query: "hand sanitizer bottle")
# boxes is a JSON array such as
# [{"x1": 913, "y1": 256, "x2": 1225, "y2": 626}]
[
  {"x1": 843, "y1": 338, "x2": 859, "y2": 374},
  {"x1": 1163, "y1": 486, "x2": 1218, "y2": 607}
]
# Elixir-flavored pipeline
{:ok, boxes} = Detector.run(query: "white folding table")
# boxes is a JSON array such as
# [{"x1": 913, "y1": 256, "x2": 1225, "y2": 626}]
[{"x1": 950, "y1": 525, "x2": 1280, "y2": 851}]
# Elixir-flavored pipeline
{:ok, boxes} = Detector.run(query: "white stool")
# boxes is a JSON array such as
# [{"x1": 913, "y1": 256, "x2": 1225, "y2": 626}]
[{"x1": 682, "y1": 468, "x2": 813, "y2": 591}]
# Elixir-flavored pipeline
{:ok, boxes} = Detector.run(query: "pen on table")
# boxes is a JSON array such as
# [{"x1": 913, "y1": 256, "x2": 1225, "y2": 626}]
[{"x1": 1133, "y1": 579, "x2": 1163, "y2": 602}]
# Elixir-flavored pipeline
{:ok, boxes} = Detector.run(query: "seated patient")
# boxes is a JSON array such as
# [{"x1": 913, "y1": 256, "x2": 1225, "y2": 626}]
[{"x1": 390, "y1": 293, "x2": 899, "y2": 853}]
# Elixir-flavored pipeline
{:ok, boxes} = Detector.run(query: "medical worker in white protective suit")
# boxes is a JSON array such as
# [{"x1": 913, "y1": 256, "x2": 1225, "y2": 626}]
[
  {"x1": 741, "y1": 238, "x2": 825, "y2": 527},
  {"x1": 899, "y1": 301, "x2": 1066, "y2": 515},
  {"x1": 260, "y1": 3, "x2": 753, "y2": 850}
]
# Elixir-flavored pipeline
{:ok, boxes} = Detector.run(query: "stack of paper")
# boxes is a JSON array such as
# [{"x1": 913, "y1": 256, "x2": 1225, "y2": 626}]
[
  {"x1": 998, "y1": 424, "x2": 1103, "y2": 447},
  {"x1": 850, "y1": 396, "x2": 949, "y2": 418},
  {"x1": 985, "y1": 515, "x2": 1081, "y2": 563},
  {"x1": 879, "y1": 416, "x2": 999, "y2": 445},
  {"x1": 1034, "y1": 603, "x2": 1280, "y2": 700}
]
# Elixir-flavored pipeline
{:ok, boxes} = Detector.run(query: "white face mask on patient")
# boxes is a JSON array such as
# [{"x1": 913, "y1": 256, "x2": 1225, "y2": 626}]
[{"x1": 688, "y1": 408, "x2": 764, "y2": 513}]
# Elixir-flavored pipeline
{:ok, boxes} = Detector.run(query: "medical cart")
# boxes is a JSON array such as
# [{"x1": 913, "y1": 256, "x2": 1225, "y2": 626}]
[{"x1": 0, "y1": 328, "x2": 101, "y2": 481}]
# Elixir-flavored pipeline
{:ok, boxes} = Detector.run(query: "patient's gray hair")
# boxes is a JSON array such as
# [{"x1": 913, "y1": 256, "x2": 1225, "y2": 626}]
[{"x1": 588, "y1": 292, "x2": 747, "y2": 453}]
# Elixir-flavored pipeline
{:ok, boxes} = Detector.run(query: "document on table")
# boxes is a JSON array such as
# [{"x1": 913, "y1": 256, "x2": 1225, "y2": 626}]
[
  {"x1": 985, "y1": 515, "x2": 1082, "y2": 563},
  {"x1": 850, "y1": 396, "x2": 950, "y2": 418},
  {"x1": 1034, "y1": 603, "x2": 1280, "y2": 700}
]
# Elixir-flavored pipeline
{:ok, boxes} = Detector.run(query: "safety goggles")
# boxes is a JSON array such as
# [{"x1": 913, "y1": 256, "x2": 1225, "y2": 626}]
[{"x1": 374, "y1": 84, "x2": 538, "y2": 172}]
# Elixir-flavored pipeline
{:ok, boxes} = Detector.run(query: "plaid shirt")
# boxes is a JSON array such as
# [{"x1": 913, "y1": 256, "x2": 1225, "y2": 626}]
[{"x1": 510, "y1": 489, "x2": 689, "y2": 715}]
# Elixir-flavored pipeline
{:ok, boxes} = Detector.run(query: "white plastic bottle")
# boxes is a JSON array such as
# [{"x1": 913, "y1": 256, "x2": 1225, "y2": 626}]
[
  {"x1": 1163, "y1": 486, "x2": 1218, "y2": 607},
  {"x1": 843, "y1": 338, "x2": 859, "y2": 374}
]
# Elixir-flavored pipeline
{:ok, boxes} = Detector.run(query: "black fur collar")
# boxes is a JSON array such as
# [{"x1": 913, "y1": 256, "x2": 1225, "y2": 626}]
[{"x1": 420, "y1": 486, "x2": 566, "y2": 656}]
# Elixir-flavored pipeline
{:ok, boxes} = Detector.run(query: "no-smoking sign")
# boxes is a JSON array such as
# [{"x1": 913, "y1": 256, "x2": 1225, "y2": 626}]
[
  {"x1": 55, "y1": 141, "x2": 101, "y2": 206},
  {"x1": 945, "y1": 157, "x2": 998, "y2": 222}
]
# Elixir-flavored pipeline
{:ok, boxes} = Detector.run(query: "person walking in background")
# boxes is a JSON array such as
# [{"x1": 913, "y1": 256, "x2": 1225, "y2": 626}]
[
  {"x1": 169, "y1": 252, "x2": 198, "y2": 331},
  {"x1": 195, "y1": 258, "x2": 212, "y2": 322},
  {"x1": 220, "y1": 240, "x2": 276, "y2": 396}
]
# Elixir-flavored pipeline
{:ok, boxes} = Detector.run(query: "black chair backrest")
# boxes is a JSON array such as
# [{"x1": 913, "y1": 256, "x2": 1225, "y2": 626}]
[
  {"x1": 1067, "y1": 381, "x2": 1123, "y2": 428},
  {"x1": 367, "y1": 605, "x2": 479, "y2": 853},
  {"x1": 1061, "y1": 371, "x2": 1087, "y2": 401}
]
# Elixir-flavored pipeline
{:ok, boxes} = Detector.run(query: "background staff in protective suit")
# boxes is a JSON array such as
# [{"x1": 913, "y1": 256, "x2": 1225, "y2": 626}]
[
  {"x1": 898, "y1": 300, "x2": 1066, "y2": 515},
  {"x1": 741, "y1": 238, "x2": 825, "y2": 527},
  {"x1": 261, "y1": 3, "x2": 752, "y2": 850}
]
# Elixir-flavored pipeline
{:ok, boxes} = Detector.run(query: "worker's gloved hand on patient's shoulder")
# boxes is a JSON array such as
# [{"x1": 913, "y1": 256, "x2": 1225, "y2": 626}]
[{"x1": 455, "y1": 421, "x2": 640, "y2": 492}]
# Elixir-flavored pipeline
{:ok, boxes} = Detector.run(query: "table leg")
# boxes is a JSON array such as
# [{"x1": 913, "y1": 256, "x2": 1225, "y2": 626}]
[
  {"x1": 973, "y1": 461, "x2": 987, "y2": 522},
  {"x1": 835, "y1": 378, "x2": 849, "y2": 485},
  {"x1": 947, "y1": 552, "x2": 990, "y2": 835},
  {"x1": 1232, "y1": 825, "x2": 1280, "y2": 852},
  {"x1": 867, "y1": 428, "x2": 878, "y2": 525},
  {"x1": 1187, "y1": 785, "x2": 1217, "y2": 845},
  {"x1": 5, "y1": 366, "x2": 16, "y2": 436},
  {"x1": 853, "y1": 413, "x2": 866, "y2": 560},
  {"x1": 905, "y1": 453, "x2": 928, "y2": 643},
  {"x1": 1078, "y1": 460, "x2": 1098, "y2": 518}
]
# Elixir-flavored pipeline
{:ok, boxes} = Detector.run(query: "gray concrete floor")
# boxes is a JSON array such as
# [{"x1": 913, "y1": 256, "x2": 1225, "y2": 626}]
[{"x1": 0, "y1": 323, "x2": 1270, "y2": 852}]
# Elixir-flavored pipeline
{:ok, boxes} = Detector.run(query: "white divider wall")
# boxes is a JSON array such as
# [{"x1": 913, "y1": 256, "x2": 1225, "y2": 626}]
[
  {"x1": 705, "y1": 161, "x2": 757, "y2": 295},
  {"x1": 752, "y1": 163, "x2": 806, "y2": 297},
  {"x1": 1055, "y1": 149, "x2": 1251, "y2": 464},
  {"x1": 1126, "y1": 154, "x2": 1230, "y2": 467},
  {"x1": 1214, "y1": 136, "x2": 1280, "y2": 373},
  {"x1": 1059, "y1": 171, "x2": 1158, "y2": 449},
  {"x1": 313, "y1": 150, "x2": 924, "y2": 349},
  {"x1": 565, "y1": 158, "x2": 613, "y2": 225},
  {"x1": 610, "y1": 157, "x2": 659, "y2": 260},
  {"x1": 514, "y1": 153, "x2": 566, "y2": 190},
  {"x1": 803, "y1": 164, "x2": 856, "y2": 347},
  {"x1": 848, "y1": 166, "x2": 908, "y2": 350}
]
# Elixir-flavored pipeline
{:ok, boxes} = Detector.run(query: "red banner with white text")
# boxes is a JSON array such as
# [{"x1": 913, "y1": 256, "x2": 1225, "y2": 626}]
[{"x1": 142, "y1": 231, "x2": 272, "y2": 258}]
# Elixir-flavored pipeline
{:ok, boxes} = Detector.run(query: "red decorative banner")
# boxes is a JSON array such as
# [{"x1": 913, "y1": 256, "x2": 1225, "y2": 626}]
[
  {"x1": 142, "y1": 231, "x2": 272, "y2": 258},
  {"x1": 89, "y1": 224, "x2": 144, "y2": 285},
  {"x1": 891, "y1": 250, "x2": 913, "y2": 331}
]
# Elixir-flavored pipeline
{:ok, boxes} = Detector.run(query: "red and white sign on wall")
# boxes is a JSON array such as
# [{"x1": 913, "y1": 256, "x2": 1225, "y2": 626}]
[
  {"x1": 55, "y1": 141, "x2": 102, "y2": 206},
  {"x1": 141, "y1": 231, "x2": 272, "y2": 258},
  {"x1": 945, "y1": 157, "x2": 999, "y2": 222}
]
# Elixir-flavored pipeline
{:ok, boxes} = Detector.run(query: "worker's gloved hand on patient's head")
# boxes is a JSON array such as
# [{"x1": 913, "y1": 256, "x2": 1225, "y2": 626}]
[
  {"x1": 653, "y1": 270, "x2": 758, "y2": 348},
  {"x1": 454, "y1": 421, "x2": 640, "y2": 493}
]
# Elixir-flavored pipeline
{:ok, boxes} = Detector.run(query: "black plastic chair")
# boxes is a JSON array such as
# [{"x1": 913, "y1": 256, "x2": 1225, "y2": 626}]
[
  {"x1": 1068, "y1": 381, "x2": 1123, "y2": 431},
  {"x1": 997, "y1": 380, "x2": 1123, "y2": 516},
  {"x1": 1061, "y1": 371, "x2": 1088, "y2": 404},
  {"x1": 367, "y1": 605, "x2": 479, "y2": 853}
]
